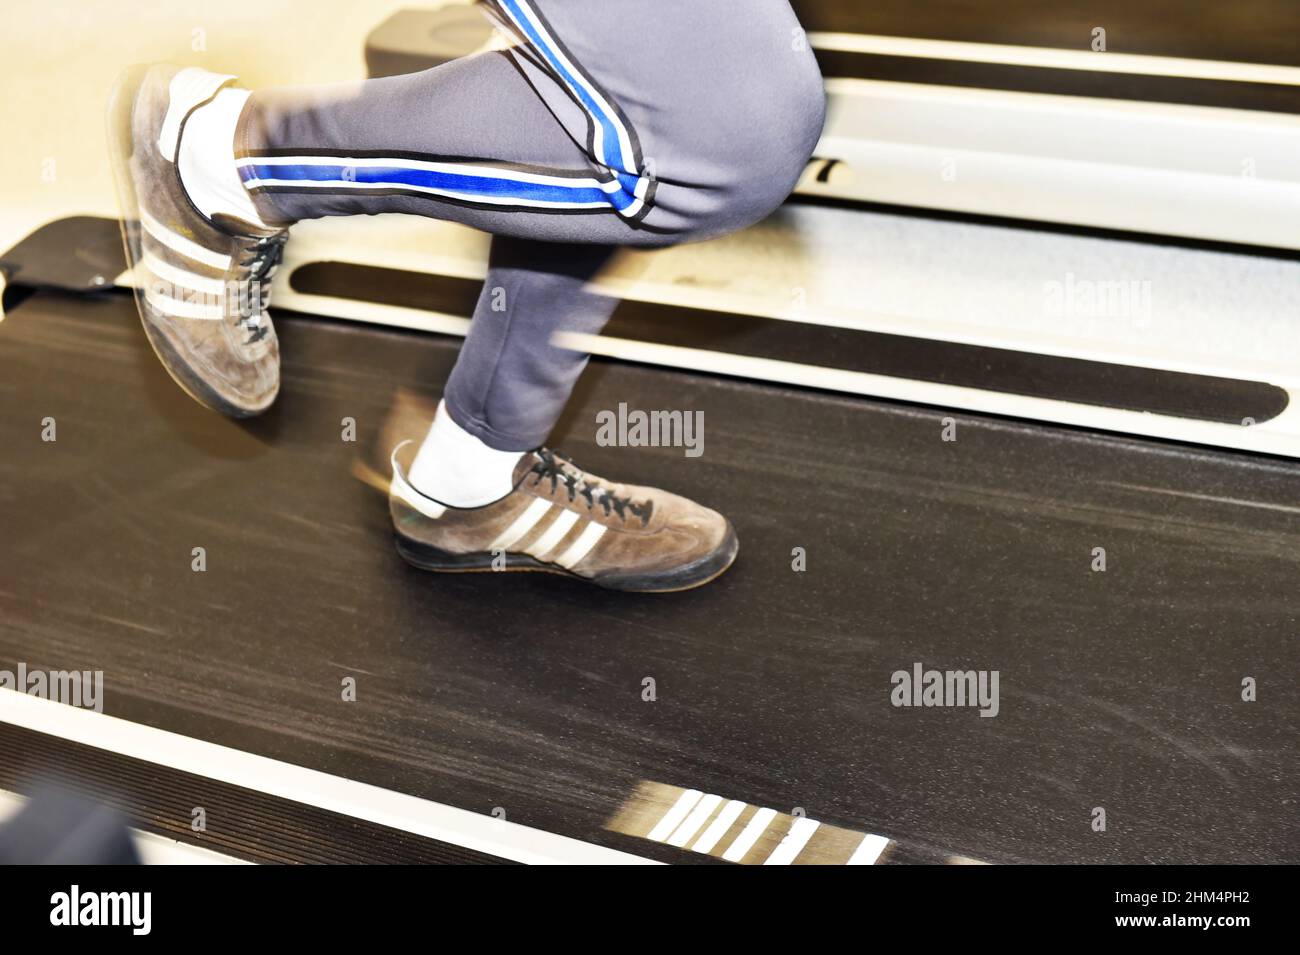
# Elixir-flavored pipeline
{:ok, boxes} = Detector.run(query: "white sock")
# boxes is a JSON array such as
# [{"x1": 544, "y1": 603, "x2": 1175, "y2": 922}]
[
  {"x1": 177, "y1": 87, "x2": 272, "y2": 228},
  {"x1": 408, "y1": 402, "x2": 525, "y2": 508}
]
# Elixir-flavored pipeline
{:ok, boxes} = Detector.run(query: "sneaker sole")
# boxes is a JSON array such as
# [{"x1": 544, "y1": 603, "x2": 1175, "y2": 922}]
[
  {"x1": 393, "y1": 521, "x2": 739, "y2": 594},
  {"x1": 106, "y1": 64, "x2": 274, "y2": 420}
]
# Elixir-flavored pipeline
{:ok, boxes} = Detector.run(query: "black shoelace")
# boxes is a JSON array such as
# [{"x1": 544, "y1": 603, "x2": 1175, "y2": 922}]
[
  {"x1": 233, "y1": 232, "x2": 289, "y2": 344},
  {"x1": 529, "y1": 448, "x2": 653, "y2": 526}
]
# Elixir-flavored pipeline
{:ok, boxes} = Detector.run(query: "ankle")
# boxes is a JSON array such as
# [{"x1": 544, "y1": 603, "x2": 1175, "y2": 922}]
[
  {"x1": 177, "y1": 86, "x2": 272, "y2": 230},
  {"x1": 408, "y1": 402, "x2": 525, "y2": 508}
]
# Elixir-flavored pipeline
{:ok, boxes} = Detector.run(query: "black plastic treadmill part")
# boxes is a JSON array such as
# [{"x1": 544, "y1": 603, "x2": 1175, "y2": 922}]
[
  {"x1": 0, "y1": 215, "x2": 127, "y2": 293},
  {"x1": 811, "y1": 48, "x2": 1300, "y2": 113},
  {"x1": 2, "y1": 291, "x2": 1297, "y2": 865},
  {"x1": 789, "y1": 0, "x2": 1300, "y2": 67},
  {"x1": 0, "y1": 722, "x2": 514, "y2": 864},
  {"x1": 289, "y1": 261, "x2": 1290, "y2": 426}
]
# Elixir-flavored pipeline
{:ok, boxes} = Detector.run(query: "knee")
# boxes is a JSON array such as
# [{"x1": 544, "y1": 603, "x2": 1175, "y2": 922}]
[
  {"x1": 662, "y1": 56, "x2": 826, "y2": 242},
  {"x1": 750, "y1": 55, "x2": 827, "y2": 192},
  {"x1": 736, "y1": 69, "x2": 826, "y2": 217}
]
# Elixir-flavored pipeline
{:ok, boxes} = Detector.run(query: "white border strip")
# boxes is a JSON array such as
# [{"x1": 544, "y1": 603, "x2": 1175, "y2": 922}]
[
  {"x1": 0, "y1": 689, "x2": 658, "y2": 865},
  {"x1": 553, "y1": 331, "x2": 1300, "y2": 459},
  {"x1": 809, "y1": 31, "x2": 1300, "y2": 87},
  {"x1": 270, "y1": 288, "x2": 1300, "y2": 459}
]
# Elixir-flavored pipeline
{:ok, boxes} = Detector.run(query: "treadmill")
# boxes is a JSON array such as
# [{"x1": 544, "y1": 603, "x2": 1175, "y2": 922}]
[{"x1": 0, "y1": 0, "x2": 1296, "y2": 866}]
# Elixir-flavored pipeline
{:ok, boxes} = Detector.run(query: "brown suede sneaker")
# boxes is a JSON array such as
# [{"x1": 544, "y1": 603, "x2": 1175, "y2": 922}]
[
  {"x1": 107, "y1": 63, "x2": 287, "y2": 418},
  {"x1": 389, "y1": 442, "x2": 738, "y2": 593}
]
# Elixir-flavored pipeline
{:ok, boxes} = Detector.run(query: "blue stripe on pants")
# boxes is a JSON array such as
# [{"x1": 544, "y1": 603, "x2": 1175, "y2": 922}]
[{"x1": 240, "y1": 163, "x2": 615, "y2": 207}]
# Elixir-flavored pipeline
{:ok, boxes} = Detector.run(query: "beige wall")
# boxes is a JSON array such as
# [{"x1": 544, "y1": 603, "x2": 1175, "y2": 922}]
[{"x1": 0, "y1": 0, "x2": 426, "y2": 247}]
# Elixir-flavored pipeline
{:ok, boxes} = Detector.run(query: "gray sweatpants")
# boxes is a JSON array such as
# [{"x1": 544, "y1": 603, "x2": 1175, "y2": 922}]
[{"x1": 238, "y1": 0, "x2": 825, "y2": 449}]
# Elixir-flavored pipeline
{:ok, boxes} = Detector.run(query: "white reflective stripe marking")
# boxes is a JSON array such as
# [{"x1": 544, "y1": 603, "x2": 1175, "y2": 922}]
[
  {"x1": 554, "y1": 521, "x2": 606, "y2": 570},
  {"x1": 139, "y1": 208, "x2": 231, "y2": 270},
  {"x1": 763, "y1": 816, "x2": 820, "y2": 865},
  {"x1": 846, "y1": 833, "x2": 891, "y2": 865},
  {"x1": 646, "y1": 789, "x2": 702, "y2": 843},
  {"x1": 389, "y1": 442, "x2": 446, "y2": 520},
  {"x1": 692, "y1": 799, "x2": 747, "y2": 854},
  {"x1": 157, "y1": 68, "x2": 235, "y2": 162},
  {"x1": 525, "y1": 509, "x2": 579, "y2": 560},
  {"x1": 666, "y1": 793, "x2": 722, "y2": 848},
  {"x1": 489, "y1": 498, "x2": 552, "y2": 552},
  {"x1": 143, "y1": 287, "x2": 223, "y2": 320},
  {"x1": 722, "y1": 807, "x2": 776, "y2": 862},
  {"x1": 0, "y1": 688, "x2": 658, "y2": 865},
  {"x1": 142, "y1": 251, "x2": 226, "y2": 296}
]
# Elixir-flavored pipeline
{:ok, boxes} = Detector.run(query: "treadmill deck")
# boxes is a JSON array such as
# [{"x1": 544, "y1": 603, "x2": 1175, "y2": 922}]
[{"x1": 0, "y1": 291, "x2": 1295, "y2": 863}]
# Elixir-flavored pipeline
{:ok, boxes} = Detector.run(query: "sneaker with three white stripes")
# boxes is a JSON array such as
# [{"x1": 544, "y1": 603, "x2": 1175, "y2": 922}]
[
  {"x1": 108, "y1": 64, "x2": 287, "y2": 418},
  {"x1": 390, "y1": 443, "x2": 739, "y2": 592}
]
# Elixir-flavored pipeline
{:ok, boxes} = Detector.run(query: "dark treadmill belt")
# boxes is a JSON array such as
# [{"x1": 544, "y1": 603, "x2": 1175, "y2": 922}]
[{"x1": 1, "y1": 291, "x2": 1297, "y2": 864}]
